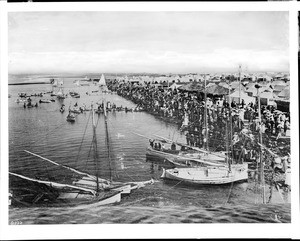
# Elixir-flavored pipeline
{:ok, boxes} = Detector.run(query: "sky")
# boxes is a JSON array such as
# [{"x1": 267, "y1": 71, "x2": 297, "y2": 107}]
[{"x1": 8, "y1": 11, "x2": 289, "y2": 74}]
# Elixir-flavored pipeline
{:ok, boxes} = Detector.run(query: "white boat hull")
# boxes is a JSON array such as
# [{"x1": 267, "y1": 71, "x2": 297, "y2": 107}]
[
  {"x1": 58, "y1": 191, "x2": 121, "y2": 206},
  {"x1": 161, "y1": 163, "x2": 248, "y2": 185}
]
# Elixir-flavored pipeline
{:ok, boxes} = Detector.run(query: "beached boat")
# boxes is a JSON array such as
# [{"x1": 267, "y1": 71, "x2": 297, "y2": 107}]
[{"x1": 9, "y1": 103, "x2": 154, "y2": 206}]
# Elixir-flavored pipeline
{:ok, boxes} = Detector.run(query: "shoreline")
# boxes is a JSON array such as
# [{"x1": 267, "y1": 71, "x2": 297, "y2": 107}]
[{"x1": 8, "y1": 82, "x2": 51, "y2": 86}]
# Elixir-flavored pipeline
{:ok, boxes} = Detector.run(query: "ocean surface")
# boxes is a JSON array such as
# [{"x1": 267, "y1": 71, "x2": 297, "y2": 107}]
[{"x1": 7, "y1": 75, "x2": 291, "y2": 224}]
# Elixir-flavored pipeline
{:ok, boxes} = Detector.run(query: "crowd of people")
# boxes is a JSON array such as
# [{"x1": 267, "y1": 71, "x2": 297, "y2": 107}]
[{"x1": 109, "y1": 80, "x2": 290, "y2": 168}]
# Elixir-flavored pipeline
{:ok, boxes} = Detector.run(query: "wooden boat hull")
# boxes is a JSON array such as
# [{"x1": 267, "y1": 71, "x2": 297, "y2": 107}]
[
  {"x1": 146, "y1": 147, "x2": 180, "y2": 161},
  {"x1": 161, "y1": 163, "x2": 248, "y2": 185}
]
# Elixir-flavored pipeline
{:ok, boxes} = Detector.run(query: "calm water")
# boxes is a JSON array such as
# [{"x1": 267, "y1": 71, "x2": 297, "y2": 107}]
[{"x1": 8, "y1": 75, "x2": 291, "y2": 224}]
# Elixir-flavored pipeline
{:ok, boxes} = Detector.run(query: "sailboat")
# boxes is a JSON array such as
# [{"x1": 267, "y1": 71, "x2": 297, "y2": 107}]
[
  {"x1": 50, "y1": 79, "x2": 58, "y2": 96},
  {"x1": 146, "y1": 134, "x2": 227, "y2": 164},
  {"x1": 9, "y1": 103, "x2": 154, "y2": 206},
  {"x1": 161, "y1": 76, "x2": 248, "y2": 185},
  {"x1": 98, "y1": 74, "x2": 109, "y2": 93},
  {"x1": 56, "y1": 79, "x2": 67, "y2": 99}
]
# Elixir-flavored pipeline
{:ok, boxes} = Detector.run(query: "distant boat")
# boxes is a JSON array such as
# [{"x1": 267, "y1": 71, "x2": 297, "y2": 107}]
[
  {"x1": 98, "y1": 74, "x2": 109, "y2": 92},
  {"x1": 69, "y1": 91, "x2": 80, "y2": 98},
  {"x1": 56, "y1": 79, "x2": 67, "y2": 99},
  {"x1": 69, "y1": 108, "x2": 81, "y2": 114},
  {"x1": 74, "y1": 80, "x2": 81, "y2": 87},
  {"x1": 18, "y1": 92, "x2": 28, "y2": 98},
  {"x1": 39, "y1": 99, "x2": 52, "y2": 103},
  {"x1": 66, "y1": 111, "x2": 76, "y2": 122}
]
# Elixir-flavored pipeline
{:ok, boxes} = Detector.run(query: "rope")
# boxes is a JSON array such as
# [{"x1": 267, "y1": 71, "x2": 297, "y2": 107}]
[
  {"x1": 74, "y1": 111, "x2": 91, "y2": 173},
  {"x1": 105, "y1": 117, "x2": 139, "y2": 182}
]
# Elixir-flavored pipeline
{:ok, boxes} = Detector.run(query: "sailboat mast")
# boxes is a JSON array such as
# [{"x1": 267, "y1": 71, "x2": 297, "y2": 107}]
[
  {"x1": 238, "y1": 65, "x2": 242, "y2": 129},
  {"x1": 238, "y1": 65, "x2": 241, "y2": 104},
  {"x1": 256, "y1": 85, "x2": 266, "y2": 204},
  {"x1": 225, "y1": 115, "x2": 231, "y2": 171},
  {"x1": 204, "y1": 76, "x2": 208, "y2": 151},
  {"x1": 91, "y1": 103, "x2": 100, "y2": 193},
  {"x1": 228, "y1": 80, "x2": 233, "y2": 169},
  {"x1": 103, "y1": 99, "x2": 112, "y2": 181}
]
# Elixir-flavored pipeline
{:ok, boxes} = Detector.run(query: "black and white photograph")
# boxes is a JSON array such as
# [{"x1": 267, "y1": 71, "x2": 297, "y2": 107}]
[{"x1": 0, "y1": 2, "x2": 299, "y2": 240}]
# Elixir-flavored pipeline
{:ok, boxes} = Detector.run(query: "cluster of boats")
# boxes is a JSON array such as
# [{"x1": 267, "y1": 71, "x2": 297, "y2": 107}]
[
  {"x1": 64, "y1": 101, "x2": 144, "y2": 123},
  {"x1": 9, "y1": 102, "x2": 155, "y2": 207},
  {"x1": 9, "y1": 74, "x2": 291, "y2": 208},
  {"x1": 142, "y1": 134, "x2": 249, "y2": 185}
]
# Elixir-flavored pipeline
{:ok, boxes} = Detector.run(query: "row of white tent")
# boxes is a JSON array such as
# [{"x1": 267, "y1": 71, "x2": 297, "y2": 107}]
[
  {"x1": 168, "y1": 82, "x2": 290, "y2": 106},
  {"x1": 117, "y1": 72, "x2": 289, "y2": 84}
]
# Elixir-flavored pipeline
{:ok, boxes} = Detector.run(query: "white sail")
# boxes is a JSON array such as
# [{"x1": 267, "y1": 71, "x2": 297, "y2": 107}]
[
  {"x1": 98, "y1": 74, "x2": 109, "y2": 92},
  {"x1": 52, "y1": 79, "x2": 58, "y2": 87},
  {"x1": 74, "y1": 80, "x2": 80, "y2": 86}
]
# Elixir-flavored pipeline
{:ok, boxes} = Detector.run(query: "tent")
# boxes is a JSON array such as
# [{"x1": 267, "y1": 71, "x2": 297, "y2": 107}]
[
  {"x1": 259, "y1": 91, "x2": 277, "y2": 106},
  {"x1": 245, "y1": 84, "x2": 272, "y2": 97},
  {"x1": 178, "y1": 82, "x2": 204, "y2": 92},
  {"x1": 206, "y1": 85, "x2": 229, "y2": 95},
  {"x1": 218, "y1": 82, "x2": 230, "y2": 89},
  {"x1": 229, "y1": 81, "x2": 246, "y2": 91},
  {"x1": 272, "y1": 85, "x2": 286, "y2": 95},
  {"x1": 272, "y1": 80, "x2": 287, "y2": 86},
  {"x1": 169, "y1": 82, "x2": 183, "y2": 91},
  {"x1": 206, "y1": 82, "x2": 217, "y2": 88},
  {"x1": 277, "y1": 86, "x2": 290, "y2": 99},
  {"x1": 226, "y1": 90, "x2": 255, "y2": 105}
]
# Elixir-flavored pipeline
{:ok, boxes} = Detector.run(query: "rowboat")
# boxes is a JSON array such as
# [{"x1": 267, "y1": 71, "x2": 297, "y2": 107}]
[
  {"x1": 66, "y1": 111, "x2": 76, "y2": 122},
  {"x1": 39, "y1": 99, "x2": 52, "y2": 103}
]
